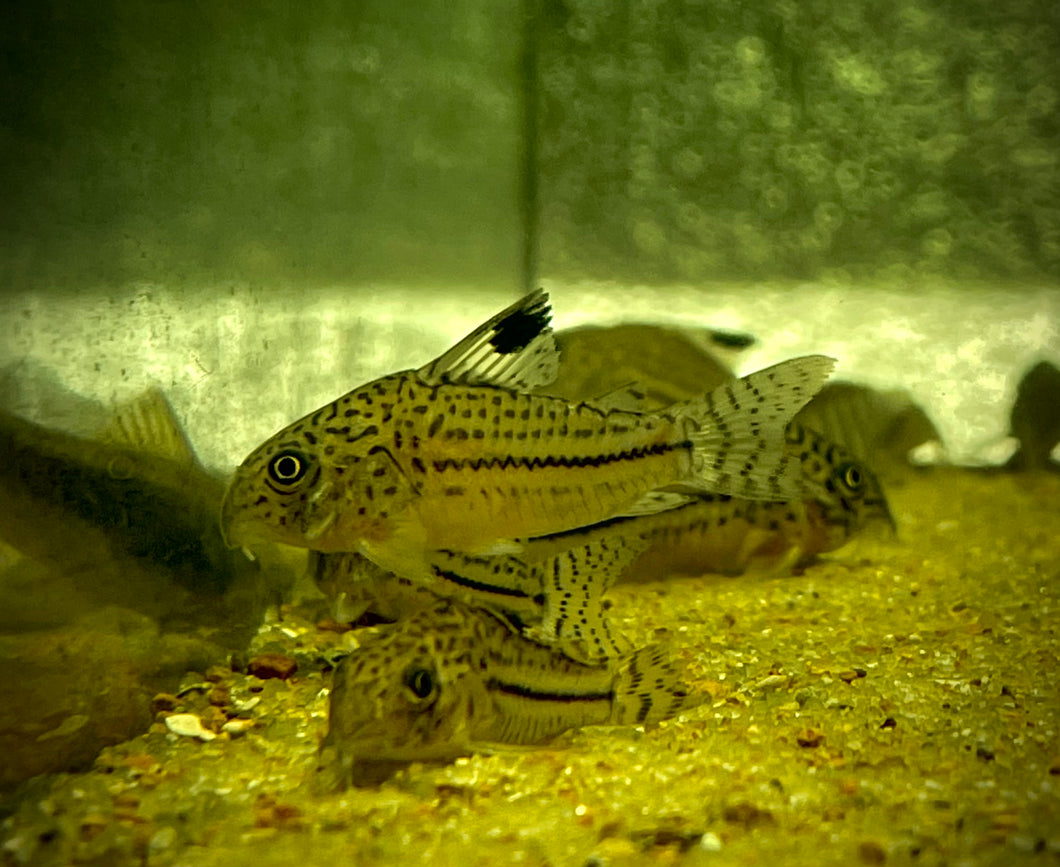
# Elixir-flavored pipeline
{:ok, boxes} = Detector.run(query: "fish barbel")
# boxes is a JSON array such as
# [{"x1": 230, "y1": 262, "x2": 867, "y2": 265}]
[
  {"x1": 221, "y1": 290, "x2": 835, "y2": 581},
  {"x1": 316, "y1": 599, "x2": 701, "y2": 787},
  {"x1": 312, "y1": 421, "x2": 893, "y2": 660}
]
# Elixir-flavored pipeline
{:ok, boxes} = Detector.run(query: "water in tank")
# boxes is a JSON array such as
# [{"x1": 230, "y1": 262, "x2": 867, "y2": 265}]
[{"x1": 1, "y1": 3, "x2": 1057, "y2": 864}]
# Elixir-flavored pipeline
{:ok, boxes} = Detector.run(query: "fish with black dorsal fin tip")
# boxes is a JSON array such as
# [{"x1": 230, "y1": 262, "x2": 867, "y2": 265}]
[
  {"x1": 314, "y1": 598, "x2": 702, "y2": 789},
  {"x1": 221, "y1": 290, "x2": 835, "y2": 585},
  {"x1": 312, "y1": 420, "x2": 892, "y2": 661}
]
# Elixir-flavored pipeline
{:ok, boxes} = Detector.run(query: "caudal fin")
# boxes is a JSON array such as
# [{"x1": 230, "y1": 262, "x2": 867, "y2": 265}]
[
  {"x1": 676, "y1": 354, "x2": 835, "y2": 502},
  {"x1": 610, "y1": 645, "x2": 704, "y2": 726}
]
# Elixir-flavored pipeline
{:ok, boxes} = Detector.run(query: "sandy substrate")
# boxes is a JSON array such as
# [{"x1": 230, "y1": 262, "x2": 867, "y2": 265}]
[{"x1": 2, "y1": 467, "x2": 1058, "y2": 867}]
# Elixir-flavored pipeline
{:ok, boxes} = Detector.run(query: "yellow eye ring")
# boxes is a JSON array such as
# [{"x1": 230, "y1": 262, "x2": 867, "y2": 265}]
[
  {"x1": 268, "y1": 449, "x2": 309, "y2": 485},
  {"x1": 838, "y1": 462, "x2": 863, "y2": 491}
]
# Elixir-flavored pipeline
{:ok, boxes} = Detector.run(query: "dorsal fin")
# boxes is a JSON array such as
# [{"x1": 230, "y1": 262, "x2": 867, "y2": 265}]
[
  {"x1": 417, "y1": 289, "x2": 559, "y2": 391},
  {"x1": 97, "y1": 388, "x2": 198, "y2": 466}
]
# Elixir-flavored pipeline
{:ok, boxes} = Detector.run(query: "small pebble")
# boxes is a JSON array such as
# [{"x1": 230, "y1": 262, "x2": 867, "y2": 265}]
[
  {"x1": 722, "y1": 802, "x2": 774, "y2": 827},
  {"x1": 232, "y1": 696, "x2": 261, "y2": 712},
  {"x1": 208, "y1": 684, "x2": 231, "y2": 706},
  {"x1": 205, "y1": 665, "x2": 231, "y2": 683},
  {"x1": 699, "y1": 831, "x2": 723, "y2": 852},
  {"x1": 148, "y1": 826, "x2": 178, "y2": 854},
  {"x1": 151, "y1": 693, "x2": 181, "y2": 714},
  {"x1": 247, "y1": 653, "x2": 298, "y2": 680},
  {"x1": 222, "y1": 719, "x2": 256, "y2": 737},
  {"x1": 165, "y1": 713, "x2": 217, "y2": 741},
  {"x1": 797, "y1": 728, "x2": 825, "y2": 748},
  {"x1": 316, "y1": 617, "x2": 351, "y2": 633}
]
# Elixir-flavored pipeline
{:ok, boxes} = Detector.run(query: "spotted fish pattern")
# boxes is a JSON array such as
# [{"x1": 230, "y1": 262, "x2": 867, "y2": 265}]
[
  {"x1": 316, "y1": 599, "x2": 700, "y2": 787},
  {"x1": 221, "y1": 290, "x2": 834, "y2": 584},
  {"x1": 312, "y1": 420, "x2": 892, "y2": 659}
]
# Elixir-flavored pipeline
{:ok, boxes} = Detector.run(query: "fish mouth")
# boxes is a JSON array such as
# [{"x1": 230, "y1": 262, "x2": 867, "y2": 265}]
[{"x1": 218, "y1": 501, "x2": 270, "y2": 554}]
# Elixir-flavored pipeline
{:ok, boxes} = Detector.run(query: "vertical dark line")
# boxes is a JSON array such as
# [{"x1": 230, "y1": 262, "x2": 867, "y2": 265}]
[{"x1": 519, "y1": 0, "x2": 540, "y2": 294}]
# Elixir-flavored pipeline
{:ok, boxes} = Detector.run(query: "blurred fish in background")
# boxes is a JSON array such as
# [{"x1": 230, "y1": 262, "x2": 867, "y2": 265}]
[
  {"x1": 1005, "y1": 360, "x2": 1060, "y2": 472},
  {"x1": 0, "y1": 385, "x2": 291, "y2": 639},
  {"x1": 0, "y1": 382, "x2": 295, "y2": 790},
  {"x1": 547, "y1": 322, "x2": 754, "y2": 407},
  {"x1": 794, "y1": 382, "x2": 943, "y2": 478},
  {"x1": 547, "y1": 322, "x2": 942, "y2": 481}
]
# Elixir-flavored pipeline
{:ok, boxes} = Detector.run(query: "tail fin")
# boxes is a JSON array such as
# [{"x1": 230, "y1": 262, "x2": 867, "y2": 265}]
[
  {"x1": 610, "y1": 645, "x2": 704, "y2": 726},
  {"x1": 675, "y1": 355, "x2": 835, "y2": 502}
]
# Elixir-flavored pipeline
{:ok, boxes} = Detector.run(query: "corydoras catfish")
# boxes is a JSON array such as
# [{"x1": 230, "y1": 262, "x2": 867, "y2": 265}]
[
  {"x1": 221, "y1": 290, "x2": 835, "y2": 582},
  {"x1": 312, "y1": 420, "x2": 892, "y2": 661},
  {"x1": 316, "y1": 599, "x2": 702, "y2": 788},
  {"x1": 0, "y1": 389, "x2": 284, "y2": 637}
]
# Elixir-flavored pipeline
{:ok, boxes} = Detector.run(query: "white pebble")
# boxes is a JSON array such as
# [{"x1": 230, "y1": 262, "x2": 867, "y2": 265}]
[
  {"x1": 165, "y1": 713, "x2": 216, "y2": 741},
  {"x1": 222, "y1": 718, "x2": 256, "y2": 737},
  {"x1": 699, "y1": 831, "x2": 723, "y2": 852}
]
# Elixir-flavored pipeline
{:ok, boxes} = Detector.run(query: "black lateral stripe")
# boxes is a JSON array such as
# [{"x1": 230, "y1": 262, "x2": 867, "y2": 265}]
[
  {"x1": 488, "y1": 678, "x2": 613, "y2": 704},
  {"x1": 431, "y1": 440, "x2": 688, "y2": 474},
  {"x1": 431, "y1": 566, "x2": 532, "y2": 599}
]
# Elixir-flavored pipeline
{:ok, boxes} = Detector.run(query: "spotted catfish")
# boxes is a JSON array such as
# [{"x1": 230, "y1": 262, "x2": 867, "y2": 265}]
[
  {"x1": 312, "y1": 421, "x2": 892, "y2": 661},
  {"x1": 315, "y1": 599, "x2": 701, "y2": 788},
  {"x1": 221, "y1": 290, "x2": 834, "y2": 583},
  {"x1": 311, "y1": 524, "x2": 643, "y2": 663}
]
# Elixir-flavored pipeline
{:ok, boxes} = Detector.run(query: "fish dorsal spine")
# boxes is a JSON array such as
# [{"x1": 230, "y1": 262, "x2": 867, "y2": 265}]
[{"x1": 417, "y1": 290, "x2": 560, "y2": 392}]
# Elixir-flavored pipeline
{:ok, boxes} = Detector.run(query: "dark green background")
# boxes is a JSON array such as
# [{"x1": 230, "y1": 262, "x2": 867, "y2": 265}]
[{"x1": 2, "y1": 0, "x2": 1057, "y2": 291}]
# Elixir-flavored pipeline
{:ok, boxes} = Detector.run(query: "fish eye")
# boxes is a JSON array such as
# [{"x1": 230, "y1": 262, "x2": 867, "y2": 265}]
[
  {"x1": 267, "y1": 449, "x2": 309, "y2": 485},
  {"x1": 837, "y1": 462, "x2": 863, "y2": 492},
  {"x1": 403, "y1": 665, "x2": 438, "y2": 703}
]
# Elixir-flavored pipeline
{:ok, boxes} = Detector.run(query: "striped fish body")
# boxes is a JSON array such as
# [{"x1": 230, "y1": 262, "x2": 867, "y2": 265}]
[
  {"x1": 580, "y1": 421, "x2": 895, "y2": 580},
  {"x1": 317, "y1": 600, "x2": 698, "y2": 787},
  {"x1": 304, "y1": 371, "x2": 685, "y2": 545},
  {"x1": 313, "y1": 422, "x2": 892, "y2": 658},
  {"x1": 609, "y1": 497, "x2": 832, "y2": 580},
  {"x1": 312, "y1": 522, "x2": 641, "y2": 662},
  {"x1": 221, "y1": 291, "x2": 835, "y2": 584}
]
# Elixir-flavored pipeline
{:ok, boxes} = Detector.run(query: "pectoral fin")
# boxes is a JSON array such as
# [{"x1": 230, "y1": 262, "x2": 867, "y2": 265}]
[{"x1": 537, "y1": 536, "x2": 645, "y2": 662}]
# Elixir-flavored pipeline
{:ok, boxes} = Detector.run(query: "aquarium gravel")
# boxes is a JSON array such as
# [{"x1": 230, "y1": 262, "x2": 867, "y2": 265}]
[{"x1": 1, "y1": 467, "x2": 1056, "y2": 867}]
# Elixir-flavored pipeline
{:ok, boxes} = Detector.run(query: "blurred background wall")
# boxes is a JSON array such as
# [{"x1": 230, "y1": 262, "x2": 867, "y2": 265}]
[
  {"x1": 1, "y1": 0, "x2": 526, "y2": 291},
  {"x1": 2, "y1": 0, "x2": 1057, "y2": 292}
]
